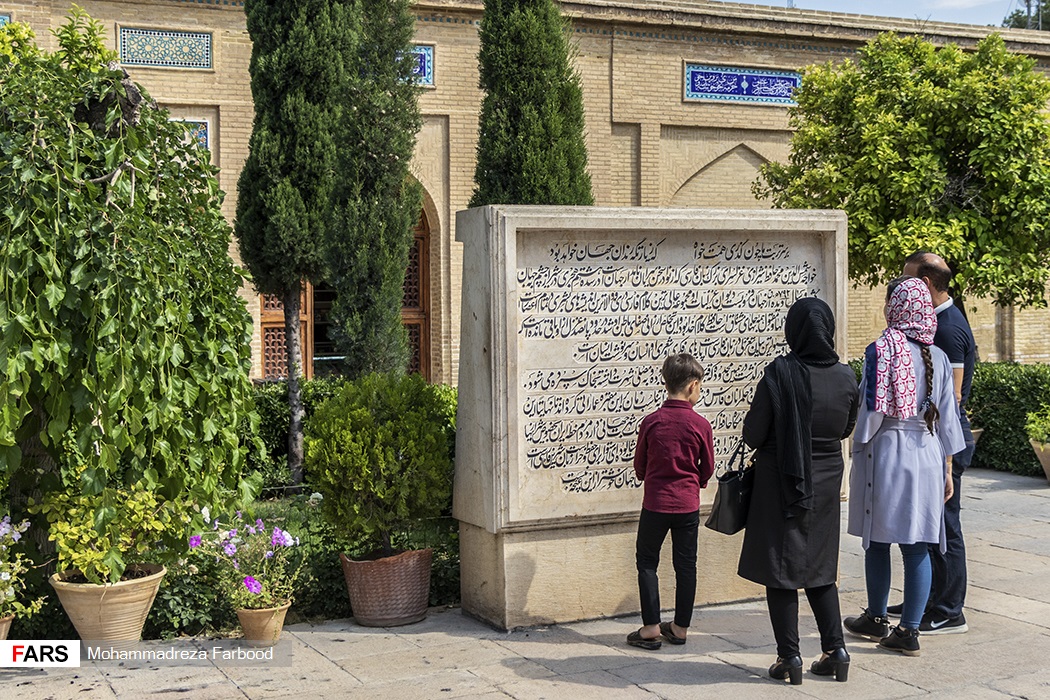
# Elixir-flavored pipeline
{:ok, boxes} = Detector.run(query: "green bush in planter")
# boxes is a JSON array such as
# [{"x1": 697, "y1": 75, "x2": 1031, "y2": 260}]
[
  {"x1": 304, "y1": 373, "x2": 456, "y2": 556},
  {"x1": 1027, "y1": 403, "x2": 1050, "y2": 445}
]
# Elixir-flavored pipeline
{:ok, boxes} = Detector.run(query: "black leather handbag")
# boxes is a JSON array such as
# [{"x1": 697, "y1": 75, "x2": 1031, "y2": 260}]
[{"x1": 704, "y1": 437, "x2": 755, "y2": 535}]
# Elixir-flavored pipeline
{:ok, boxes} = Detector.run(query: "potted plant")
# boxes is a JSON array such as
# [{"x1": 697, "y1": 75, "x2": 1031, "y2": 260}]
[
  {"x1": 30, "y1": 484, "x2": 187, "y2": 644},
  {"x1": 1026, "y1": 403, "x2": 1050, "y2": 484},
  {"x1": 189, "y1": 511, "x2": 307, "y2": 646},
  {"x1": 304, "y1": 372, "x2": 456, "y2": 627},
  {"x1": 0, "y1": 516, "x2": 46, "y2": 640}
]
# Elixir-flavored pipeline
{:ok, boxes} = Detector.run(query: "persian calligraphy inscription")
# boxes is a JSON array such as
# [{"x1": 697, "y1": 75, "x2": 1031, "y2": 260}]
[{"x1": 516, "y1": 230, "x2": 822, "y2": 506}]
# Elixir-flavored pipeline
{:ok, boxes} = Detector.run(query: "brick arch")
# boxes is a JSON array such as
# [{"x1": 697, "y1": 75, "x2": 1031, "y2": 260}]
[
  {"x1": 668, "y1": 143, "x2": 773, "y2": 209},
  {"x1": 402, "y1": 179, "x2": 438, "y2": 380}
]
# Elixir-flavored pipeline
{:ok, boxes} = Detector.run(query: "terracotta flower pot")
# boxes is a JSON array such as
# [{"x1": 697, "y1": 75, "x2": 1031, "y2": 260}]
[
  {"x1": 49, "y1": 564, "x2": 166, "y2": 647},
  {"x1": 1030, "y1": 440, "x2": 1050, "y2": 485},
  {"x1": 0, "y1": 614, "x2": 13, "y2": 641},
  {"x1": 970, "y1": 428, "x2": 984, "y2": 445},
  {"x1": 236, "y1": 601, "x2": 291, "y2": 647},
  {"x1": 340, "y1": 548, "x2": 432, "y2": 627}
]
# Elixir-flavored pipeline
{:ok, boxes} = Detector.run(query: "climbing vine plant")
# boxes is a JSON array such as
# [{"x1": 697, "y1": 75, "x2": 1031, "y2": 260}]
[{"x1": 0, "y1": 10, "x2": 258, "y2": 581}]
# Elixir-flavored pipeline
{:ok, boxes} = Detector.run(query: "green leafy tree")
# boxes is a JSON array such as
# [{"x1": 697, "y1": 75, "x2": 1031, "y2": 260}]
[
  {"x1": 755, "y1": 32, "x2": 1050, "y2": 308},
  {"x1": 0, "y1": 11, "x2": 257, "y2": 581},
  {"x1": 1004, "y1": 3, "x2": 1050, "y2": 30},
  {"x1": 236, "y1": 0, "x2": 359, "y2": 482},
  {"x1": 328, "y1": 0, "x2": 423, "y2": 377},
  {"x1": 470, "y1": 0, "x2": 594, "y2": 206}
]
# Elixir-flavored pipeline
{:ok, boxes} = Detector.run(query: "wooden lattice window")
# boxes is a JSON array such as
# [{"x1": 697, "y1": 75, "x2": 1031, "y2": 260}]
[
  {"x1": 260, "y1": 287, "x2": 312, "y2": 380},
  {"x1": 401, "y1": 213, "x2": 430, "y2": 379}
]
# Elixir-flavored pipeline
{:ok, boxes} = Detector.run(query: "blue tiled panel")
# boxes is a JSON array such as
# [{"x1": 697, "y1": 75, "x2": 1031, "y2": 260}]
[
  {"x1": 684, "y1": 64, "x2": 800, "y2": 105},
  {"x1": 411, "y1": 44, "x2": 434, "y2": 87},
  {"x1": 172, "y1": 119, "x2": 209, "y2": 150},
  {"x1": 120, "y1": 27, "x2": 212, "y2": 69},
  {"x1": 0, "y1": 14, "x2": 11, "y2": 25}
]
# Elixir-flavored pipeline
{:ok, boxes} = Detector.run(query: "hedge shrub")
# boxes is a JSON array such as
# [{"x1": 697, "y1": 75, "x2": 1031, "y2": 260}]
[
  {"x1": 970, "y1": 362, "x2": 1050, "y2": 477},
  {"x1": 247, "y1": 378, "x2": 348, "y2": 492}
]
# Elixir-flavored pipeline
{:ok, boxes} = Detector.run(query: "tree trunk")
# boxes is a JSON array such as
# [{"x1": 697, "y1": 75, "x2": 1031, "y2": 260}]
[{"x1": 284, "y1": 286, "x2": 305, "y2": 486}]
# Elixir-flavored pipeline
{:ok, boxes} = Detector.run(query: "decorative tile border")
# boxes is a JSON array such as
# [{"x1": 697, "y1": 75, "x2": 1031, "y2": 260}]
[
  {"x1": 683, "y1": 63, "x2": 801, "y2": 105},
  {"x1": 119, "y1": 27, "x2": 212, "y2": 69},
  {"x1": 171, "y1": 118, "x2": 210, "y2": 150},
  {"x1": 0, "y1": 14, "x2": 11, "y2": 26},
  {"x1": 411, "y1": 44, "x2": 435, "y2": 87}
]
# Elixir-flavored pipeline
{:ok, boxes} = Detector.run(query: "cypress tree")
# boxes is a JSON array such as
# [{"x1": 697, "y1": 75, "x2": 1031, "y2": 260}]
[
  {"x1": 328, "y1": 0, "x2": 423, "y2": 377},
  {"x1": 236, "y1": 0, "x2": 358, "y2": 483},
  {"x1": 471, "y1": 0, "x2": 594, "y2": 206}
]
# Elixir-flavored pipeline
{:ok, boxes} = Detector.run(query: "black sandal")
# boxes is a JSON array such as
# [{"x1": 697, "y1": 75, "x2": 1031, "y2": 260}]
[
  {"x1": 626, "y1": 629, "x2": 662, "y2": 650},
  {"x1": 659, "y1": 621, "x2": 686, "y2": 645}
]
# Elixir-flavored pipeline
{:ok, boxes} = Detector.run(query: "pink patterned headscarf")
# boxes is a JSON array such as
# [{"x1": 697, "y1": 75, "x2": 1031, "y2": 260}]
[{"x1": 871, "y1": 277, "x2": 937, "y2": 419}]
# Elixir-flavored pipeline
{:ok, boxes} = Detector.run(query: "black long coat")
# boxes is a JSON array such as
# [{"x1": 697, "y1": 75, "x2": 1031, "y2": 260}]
[{"x1": 737, "y1": 362, "x2": 859, "y2": 589}]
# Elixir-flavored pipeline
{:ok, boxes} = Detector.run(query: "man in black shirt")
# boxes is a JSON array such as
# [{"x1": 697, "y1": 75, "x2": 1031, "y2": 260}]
[{"x1": 897, "y1": 251, "x2": 975, "y2": 635}]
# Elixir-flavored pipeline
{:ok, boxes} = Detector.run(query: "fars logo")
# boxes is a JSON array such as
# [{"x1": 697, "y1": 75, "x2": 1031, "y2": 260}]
[{"x1": 0, "y1": 641, "x2": 81, "y2": 667}]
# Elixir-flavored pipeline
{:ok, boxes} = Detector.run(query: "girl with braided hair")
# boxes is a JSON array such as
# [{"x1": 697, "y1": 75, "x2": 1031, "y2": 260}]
[{"x1": 845, "y1": 276, "x2": 964, "y2": 657}]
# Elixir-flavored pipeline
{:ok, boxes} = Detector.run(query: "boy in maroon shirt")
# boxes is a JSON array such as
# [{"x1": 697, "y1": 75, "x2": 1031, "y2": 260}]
[{"x1": 627, "y1": 353, "x2": 715, "y2": 650}]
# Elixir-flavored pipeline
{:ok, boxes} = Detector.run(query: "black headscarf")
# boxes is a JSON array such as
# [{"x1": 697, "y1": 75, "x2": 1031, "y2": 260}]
[{"x1": 763, "y1": 297, "x2": 840, "y2": 518}]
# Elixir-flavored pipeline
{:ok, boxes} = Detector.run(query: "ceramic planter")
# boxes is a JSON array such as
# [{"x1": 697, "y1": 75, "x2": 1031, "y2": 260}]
[
  {"x1": 1030, "y1": 440, "x2": 1050, "y2": 484},
  {"x1": 49, "y1": 564, "x2": 166, "y2": 646},
  {"x1": 340, "y1": 548, "x2": 432, "y2": 627},
  {"x1": 0, "y1": 614, "x2": 13, "y2": 641},
  {"x1": 236, "y1": 601, "x2": 292, "y2": 647}
]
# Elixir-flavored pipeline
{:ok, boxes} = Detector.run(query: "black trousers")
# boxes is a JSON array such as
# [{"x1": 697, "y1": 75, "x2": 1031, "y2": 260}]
[
  {"x1": 635, "y1": 508, "x2": 699, "y2": 627},
  {"x1": 928, "y1": 413, "x2": 970, "y2": 620},
  {"x1": 766, "y1": 584, "x2": 845, "y2": 659}
]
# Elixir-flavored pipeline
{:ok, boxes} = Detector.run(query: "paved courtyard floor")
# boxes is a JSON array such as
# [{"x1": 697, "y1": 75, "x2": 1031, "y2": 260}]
[{"x1": 4, "y1": 468, "x2": 1049, "y2": 699}]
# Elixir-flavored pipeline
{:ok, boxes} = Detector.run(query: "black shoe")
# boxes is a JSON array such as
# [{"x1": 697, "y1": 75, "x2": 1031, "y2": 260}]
[
  {"x1": 919, "y1": 611, "x2": 968, "y2": 635},
  {"x1": 843, "y1": 609, "x2": 889, "y2": 642},
  {"x1": 769, "y1": 655, "x2": 803, "y2": 685},
  {"x1": 878, "y1": 625, "x2": 920, "y2": 656},
  {"x1": 626, "y1": 629, "x2": 661, "y2": 650},
  {"x1": 659, "y1": 621, "x2": 686, "y2": 645},
  {"x1": 886, "y1": 603, "x2": 904, "y2": 616},
  {"x1": 810, "y1": 647, "x2": 850, "y2": 682}
]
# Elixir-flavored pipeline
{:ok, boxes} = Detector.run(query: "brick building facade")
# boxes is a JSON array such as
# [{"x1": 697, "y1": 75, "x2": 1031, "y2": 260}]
[{"x1": 4, "y1": 0, "x2": 1050, "y2": 382}]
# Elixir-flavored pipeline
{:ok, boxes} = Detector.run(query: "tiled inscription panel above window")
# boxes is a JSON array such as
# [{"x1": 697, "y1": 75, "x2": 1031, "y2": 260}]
[
  {"x1": 684, "y1": 64, "x2": 800, "y2": 105},
  {"x1": 0, "y1": 14, "x2": 11, "y2": 25},
  {"x1": 411, "y1": 44, "x2": 434, "y2": 87},
  {"x1": 119, "y1": 27, "x2": 212, "y2": 69}
]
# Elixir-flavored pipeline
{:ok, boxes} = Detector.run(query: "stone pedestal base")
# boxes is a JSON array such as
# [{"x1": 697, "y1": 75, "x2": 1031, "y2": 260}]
[{"x1": 459, "y1": 519, "x2": 762, "y2": 630}]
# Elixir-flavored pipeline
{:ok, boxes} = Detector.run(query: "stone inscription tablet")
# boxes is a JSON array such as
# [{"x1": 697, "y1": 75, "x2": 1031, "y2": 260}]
[
  {"x1": 454, "y1": 208, "x2": 846, "y2": 531},
  {"x1": 511, "y1": 231, "x2": 830, "y2": 523}
]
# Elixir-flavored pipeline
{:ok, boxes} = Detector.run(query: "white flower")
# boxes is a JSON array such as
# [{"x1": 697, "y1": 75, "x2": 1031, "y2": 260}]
[
  {"x1": 0, "y1": 572, "x2": 10, "y2": 581},
  {"x1": 201, "y1": 506, "x2": 211, "y2": 523}
]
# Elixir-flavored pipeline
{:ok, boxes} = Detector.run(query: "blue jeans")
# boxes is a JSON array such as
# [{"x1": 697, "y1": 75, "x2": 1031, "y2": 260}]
[
  {"x1": 865, "y1": 541, "x2": 932, "y2": 630},
  {"x1": 928, "y1": 412, "x2": 971, "y2": 619}
]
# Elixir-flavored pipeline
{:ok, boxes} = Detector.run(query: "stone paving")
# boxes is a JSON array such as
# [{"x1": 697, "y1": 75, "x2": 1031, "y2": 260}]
[{"x1": 4, "y1": 468, "x2": 1049, "y2": 699}]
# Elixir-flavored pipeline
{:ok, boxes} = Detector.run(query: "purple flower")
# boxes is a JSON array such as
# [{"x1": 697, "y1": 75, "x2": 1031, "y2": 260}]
[
  {"x1": 223, "y1": 541, "x2": 237, "y2": 556},
  {"x1": 255, "y1": 519, "x2": 264, "y2": 529},
  {"x1": 11, "y1": 531, "x2": 20, "y2": 542},
  {"x1": 232, "y1": 559, "x2": 240, "y2": 570},
  {"x1": 243, "y1": 576, "x2": 262, "y2": 594},
  {"x1": 247, "y1": 526, "x2": 256, "y2": 535},
  {"x1": 236, "y1": 510, "x2": 242, "y2": 519},
  {"x1": 228, "y1": 529, "x2": 238, "y2": 538},
  {"x1": 265, "y1": 551, "x2": 274, "y2": 559},
  {"x1": 271, "y1": 527, "x2": 285, "y2": 548},
  {"x1": 188, "y1": 535, "x2": 202, "y2": 549}
]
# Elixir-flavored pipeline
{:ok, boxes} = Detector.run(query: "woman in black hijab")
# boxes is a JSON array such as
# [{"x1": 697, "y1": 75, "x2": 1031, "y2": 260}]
[{"x1": 737, "y1": 297, "x2": 859, "y2": 685}]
